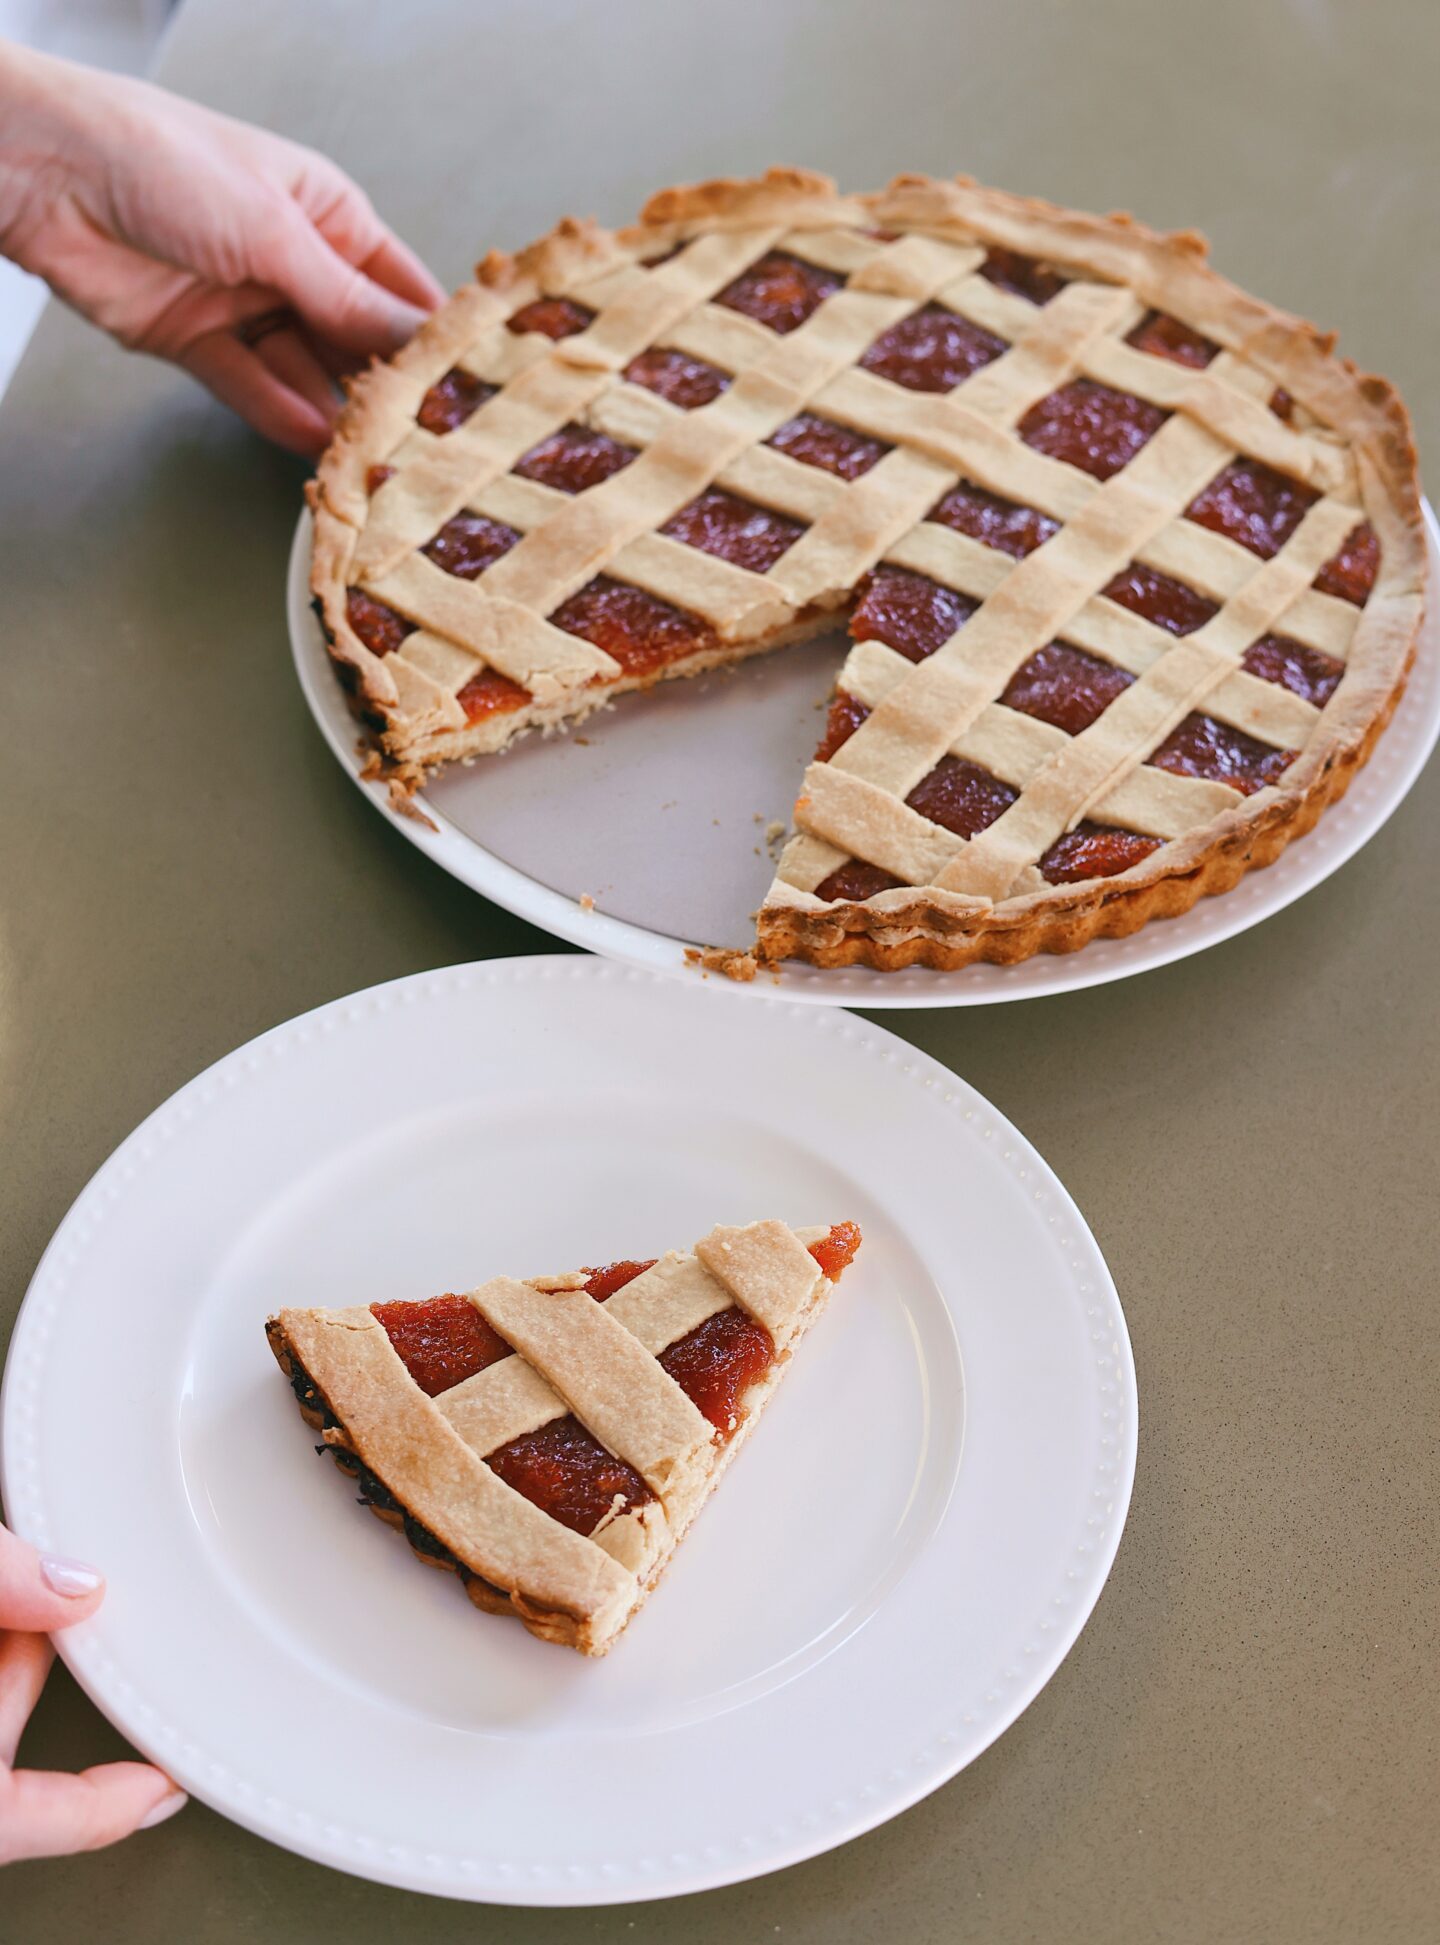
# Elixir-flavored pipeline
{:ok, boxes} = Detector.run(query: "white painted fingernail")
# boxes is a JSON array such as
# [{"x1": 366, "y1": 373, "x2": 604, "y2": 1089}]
[
  {"x1": 39, "y1": 1554, "x2": 102, "y2": 1597},
  {"x1": 139, "y1": 1791, "x2": 188, "y2": 1830}
]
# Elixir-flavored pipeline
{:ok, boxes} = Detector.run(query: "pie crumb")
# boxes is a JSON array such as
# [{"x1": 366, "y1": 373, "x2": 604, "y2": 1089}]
[
  {"x1": 579, "y1": 894, "x2": 596, "y2": 912},
  {"x1": 695, "y1": 947, "x2": 759, "y2": 982},
  {"x1": 387, "y1": 782, "x2": 438, "y2": 832},
  {"x1": 355, "y1": 744, "x2": 437, "y2": 827}
]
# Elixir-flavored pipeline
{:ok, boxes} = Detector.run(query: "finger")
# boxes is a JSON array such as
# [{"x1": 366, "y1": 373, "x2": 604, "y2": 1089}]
[
  {"x1": 0, "y1": 1764, "x2": 185, "y2": 1865},
  {"x1": 136, "y1": 277, "x2": 302, "y2": 360},
  {"x1": 355, "y1": 231, "x2": 447, "y2": 312},
  {"x1": 178, "y1": 331, "x2": 333, "y2": 457},
  {"x1": 288, "y1": 155, "x2": 446, "y2": 310},
  {"x1": 252, "y1": 324, "x2": 342, "y2": 421},
  {"x1": 256, "y1": 200, "x2": 430, "y2": 357},
  {"x1": 0, "y1": 1633, "x2": 54, "y2": 1766},
  {"x1": 0, "y1": 1527, "x2": 103, "y2": 1634}
]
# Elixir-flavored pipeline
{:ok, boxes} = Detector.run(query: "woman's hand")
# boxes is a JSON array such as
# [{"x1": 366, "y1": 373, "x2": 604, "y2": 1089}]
[
  {"x1": 0, "y1": 42, "x2": 446, "y2": 454},
  {"x1": 0, "y1": 1522, "x2": 184, "y2": 1863}
]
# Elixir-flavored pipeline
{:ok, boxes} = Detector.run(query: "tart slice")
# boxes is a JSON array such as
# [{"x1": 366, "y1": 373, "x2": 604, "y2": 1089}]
[{"x1": 266, "y1": 1219, "x2": 861, "y2": 1654}]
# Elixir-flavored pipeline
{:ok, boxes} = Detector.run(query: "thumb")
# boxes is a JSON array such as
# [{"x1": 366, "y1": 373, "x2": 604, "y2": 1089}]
[
  {"x1": 255, "y1": 199, "x2": 429, "y2": 356},
  {"x1": 0, "y1": 1525, "x2": 105, "y2": 1633}
]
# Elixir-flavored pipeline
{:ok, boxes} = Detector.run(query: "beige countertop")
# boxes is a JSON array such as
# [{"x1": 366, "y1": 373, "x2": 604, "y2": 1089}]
[{"x1": 1, "y1": 0, "x2": 1436, "y2": 1937}]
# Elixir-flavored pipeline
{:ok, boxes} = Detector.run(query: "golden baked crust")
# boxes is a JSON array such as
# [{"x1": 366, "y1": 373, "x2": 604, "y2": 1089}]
[
  {"x1": 266, "y1": 1221, "x2": 854, "y2": 1656},
  {"x1": 309, "y1": 168, "x2": 1426, "y2": 972}
]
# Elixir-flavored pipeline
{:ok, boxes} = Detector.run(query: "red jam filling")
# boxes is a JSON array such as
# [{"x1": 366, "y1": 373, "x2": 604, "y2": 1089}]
[
  {"x1": 422, "y1": 511, "x2": 521, "y2": 580},
  {"x1": 1184, "y1": 458, "x2": 1318, "y2": 558},
  {"x1": 514, "y1": 424, "x2": 638, "y2": 494},
  {"x1": 417, "y1": 368, "x2": 497, "y2": 434},
  {"x1": 507, "y1": 297, "x2": 594, "y2": 339},
  {"x1": 1240, "y1": 634, "x2": 1345, "y2": 708},
  {"x1": 346, "y1": 588, "x2": 413, "y2": 657},
  {"x1": 978, "y1": 249, "x2": 1067, "y2": 304},
  {"x1": 860, "y1": 304, "x2": 1008, "y2": 393},
  {"x1": 372, "y1": 1294, "x2": 511, "y2": 1397},
  {"x1": 810, "y1": 1220, "x2": 863, "y2": 1280},
  {"x1": 907, "y1": 756, "x2": 1018, "y2": 837},
  {"x1": 1314, "y1": 522, "x2": 1379, "y2": 605},
  {"x1": 1039, "y1": 821, "x2": 1162, "y2": 884},
  {"x1": 767, "y1": 412, "x2": 890, "y2": 480},
  {"x1": 624, "y1": 345, "x2": 731, "y2": 409},
  {"x1": 583, "y1": 1260, "x2": 656, "y2": 1301},
  {"x1": 1001, "y1": 640, "x2": 1134, "y2": 735},
  {"x1": 367, "y1": 464, "x2": 397, "y2": 495},
  {"x1": 1124, "y1": 311, "x2": 1219, "y2": 368},
  {"x1": 659, "y1": 1307, "x2": 775, "y2": 1436},
  {"x1": 457, "y1": 669, "x2": 530, "y2": 723},
  {"x1": 815, "y1": 690, "x2": 870, "y2": 762},
  {"x1": 1148, "y1": 713, "x2": 1295, "y2": 793},
  {"x1": 715, "y1": 250, "x2": 842, "y2": 333},
  {"x1": 815, "y1": 860, "x2": 904, "y2": 902},
  {"x1": 929, "y1": 481, "x2": 1059, "y2": 559},
  {"x1": 851, "y1": 566, "x2": 978, "y2": 663},
  {"x1": 1019, "y1": 380, "x2": 1168, "y2": 481},
  {"x1": 660, "y1": 487, "x2": 806, "y2": 573},
  {"x1": 1269, "y1": 388, "x2": 1295, "y2": 422},
  {"x1": 551, "y1": 576, "x2": 715, "y2": 678},
  {"x1": 487, "y1": 1416, "x2": 653, "y2": 1535},
  {"x1": 1101, "y1": 562, "x2": 1219, "y2": 635}
]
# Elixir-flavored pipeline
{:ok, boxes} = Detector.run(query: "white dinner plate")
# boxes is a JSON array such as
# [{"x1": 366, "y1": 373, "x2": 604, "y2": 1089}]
[
  {"x1": 2, "y1": 959, "x2": 1133, "y2": 1905},
  {"x1": 288, "y1": 506, "x2": 1440, "y2": 1008}
]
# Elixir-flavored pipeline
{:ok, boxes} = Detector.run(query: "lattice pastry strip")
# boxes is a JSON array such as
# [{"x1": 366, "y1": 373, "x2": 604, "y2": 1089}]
[
  {"x1": 268, "y1": 1220, "x2": 858, "y2": 1654},
  {"x1": 309, "y1": 168, "x2": 1425, "y2": 974}
]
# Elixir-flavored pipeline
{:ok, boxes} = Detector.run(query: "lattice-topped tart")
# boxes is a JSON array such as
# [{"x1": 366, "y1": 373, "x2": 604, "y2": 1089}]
[
  {"x1": 310, "y1": 169, "x2": 1426, "y2": 973},
  {"x1": 266, "y1": 1219, "x2": 861, "y2": 1654}
]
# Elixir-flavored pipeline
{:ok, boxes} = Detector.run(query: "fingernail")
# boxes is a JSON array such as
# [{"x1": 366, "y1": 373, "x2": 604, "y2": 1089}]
[
  {"x1": 39, "y1": 1554, "x2": 103, "y2": 1597},
  {"x1": 139, "y1": 1790, "x2": 188, "y2": 1831}
]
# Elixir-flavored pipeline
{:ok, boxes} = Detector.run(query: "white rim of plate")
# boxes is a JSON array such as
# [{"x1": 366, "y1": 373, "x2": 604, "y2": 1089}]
[
  {"x1": 0, "y1": 958, "x2": 1136, "y2": 1902},
  {"x1": 287, "y1": 506, "x2": 1439, "y2": 1009}
]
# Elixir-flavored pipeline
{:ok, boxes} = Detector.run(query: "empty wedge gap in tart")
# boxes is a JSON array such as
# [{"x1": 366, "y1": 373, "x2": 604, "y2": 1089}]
[
  {"x1": 266, "y1": 1219, "x2": 862, "y2": 1654},
  {"x1": 309, "y1": 167, "x2": 1425, "y2": 973}
]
